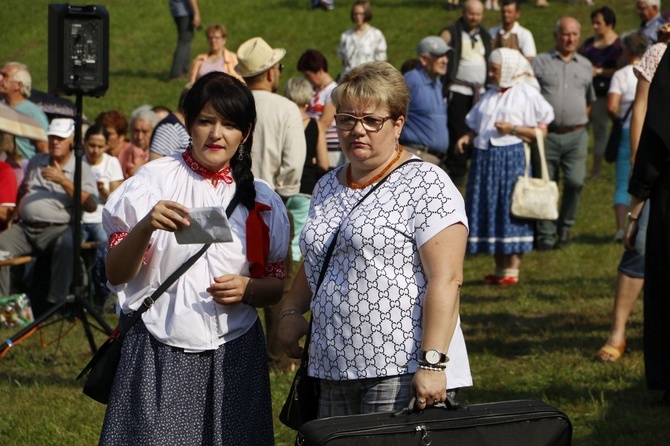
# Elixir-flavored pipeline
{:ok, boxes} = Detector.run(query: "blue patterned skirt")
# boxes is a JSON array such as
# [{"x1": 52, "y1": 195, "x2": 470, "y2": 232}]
[
  {"x1": 100, "y1": 316, "x2": 274, "y2": 446},
  {"x1": 465, "y1": 142, "x2": 534, "y2": 255}
]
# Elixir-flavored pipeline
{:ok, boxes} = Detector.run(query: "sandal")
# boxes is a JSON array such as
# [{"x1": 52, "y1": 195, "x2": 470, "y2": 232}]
[{"x1": 597, "y1": 341, "x2": 626, "y2": 362}]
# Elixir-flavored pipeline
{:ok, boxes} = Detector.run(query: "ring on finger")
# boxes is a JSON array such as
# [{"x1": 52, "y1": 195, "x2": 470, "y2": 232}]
[{"x1": 417, "y1": 398, "x2": 426, "y2": 404}]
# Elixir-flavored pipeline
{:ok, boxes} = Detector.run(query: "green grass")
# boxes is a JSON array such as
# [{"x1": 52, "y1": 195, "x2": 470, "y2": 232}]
[{"x1": 1, "y1": 0, "x2": 667, "y2": 445}]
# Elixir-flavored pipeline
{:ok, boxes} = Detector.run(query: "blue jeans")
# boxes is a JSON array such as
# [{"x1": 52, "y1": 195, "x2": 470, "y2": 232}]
[
  {"x1": 618, "y1": 203, "x2": 648, "y2": 279},
  {"x1": 614, "y1": 128, "x2": 632, "y2": 206},
  {"x1": 81, "y1": 223, "x2": 110, "y2": 305}
]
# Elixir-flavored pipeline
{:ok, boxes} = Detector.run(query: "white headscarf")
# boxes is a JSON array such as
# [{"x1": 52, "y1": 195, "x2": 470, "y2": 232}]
[{"x1": 488, "y1": 48, "x2": 540, "y2": 90}]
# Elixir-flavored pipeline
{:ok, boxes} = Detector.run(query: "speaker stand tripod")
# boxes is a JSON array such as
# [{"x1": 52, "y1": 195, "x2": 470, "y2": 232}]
[{"x1": 0, "y1": 91, "x2": 113, "y2": 360}]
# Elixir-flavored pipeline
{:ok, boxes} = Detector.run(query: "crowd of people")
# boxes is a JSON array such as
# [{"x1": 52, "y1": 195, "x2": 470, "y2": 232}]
[{"x1": 1, "y1": 0, "x2": 670, "y2": 443}]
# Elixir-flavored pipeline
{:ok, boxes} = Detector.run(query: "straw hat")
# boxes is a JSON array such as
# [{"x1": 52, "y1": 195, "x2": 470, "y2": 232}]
[{"x1": 235, "y1": 37, "x2": 286, "y2": 77}]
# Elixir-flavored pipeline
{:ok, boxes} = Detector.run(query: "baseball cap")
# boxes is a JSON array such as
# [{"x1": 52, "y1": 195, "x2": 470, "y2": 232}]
[
  {"x1": 417, "y1": 36, "x2": 451, "y2": 57},
  {"x1": 47, "y1": 118, "x2": 75, "y2": 138}
]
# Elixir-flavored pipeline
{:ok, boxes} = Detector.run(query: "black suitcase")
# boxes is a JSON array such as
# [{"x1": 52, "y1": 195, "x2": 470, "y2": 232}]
[{"x1": 295, "y1": 399, "x2": 572, "y2": 446}]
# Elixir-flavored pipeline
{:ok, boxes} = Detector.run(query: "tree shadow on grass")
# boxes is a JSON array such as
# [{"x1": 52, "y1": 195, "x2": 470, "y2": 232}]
[
  {"x1": 461, "y1": 311, "x2": 642, "y2": 358},
  {"x1": 0, "y1": 368, "x2": 84, "y2": 388},
  {"x1": 573, "y1": 233, "x2": 619, "y2": 246},
  {"x1": 462, "y1": 275, "x2": 615, "y2": 302}
]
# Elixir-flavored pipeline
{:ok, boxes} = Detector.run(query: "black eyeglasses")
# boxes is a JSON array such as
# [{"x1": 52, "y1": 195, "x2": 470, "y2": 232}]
[
  {"x1": 334, "y1": 113, "x2": 393, "y2": 132},
  {"x1": 277, "y1": 63, "x2": 284, "y2": 73}
]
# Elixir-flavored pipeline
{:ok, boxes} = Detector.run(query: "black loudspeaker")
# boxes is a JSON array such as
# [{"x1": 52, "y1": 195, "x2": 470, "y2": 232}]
[{"x1": 48, "y1": 4, "x2": 109, "y2": 97}]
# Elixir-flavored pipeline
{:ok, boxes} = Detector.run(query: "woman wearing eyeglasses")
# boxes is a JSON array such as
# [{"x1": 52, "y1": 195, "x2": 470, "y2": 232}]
[
  {"x1": 188, "y1": 24, "x2": 244, "y2": 84},
  {"x1": 278, "y1": 61, "x2": 471, "y2": 417}
]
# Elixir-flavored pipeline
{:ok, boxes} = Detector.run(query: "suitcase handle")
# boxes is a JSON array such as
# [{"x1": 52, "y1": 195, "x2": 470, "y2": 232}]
[{"x1": 393, "y1": 394, "x2": 461, "y2": 416}]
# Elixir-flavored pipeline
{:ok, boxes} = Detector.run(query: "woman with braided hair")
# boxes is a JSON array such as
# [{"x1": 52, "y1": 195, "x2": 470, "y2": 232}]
[{"x1": 99, "y1": 72, "x2": 289, "y2": 445}]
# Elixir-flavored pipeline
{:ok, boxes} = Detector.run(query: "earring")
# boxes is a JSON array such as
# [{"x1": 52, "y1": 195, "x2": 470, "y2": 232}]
[
  {"x1": 395, "y1": 141, "x2": 399, "y2": 151},
  {"x1": 237, "y1": 143, "x2": 245, "y2": 161}
]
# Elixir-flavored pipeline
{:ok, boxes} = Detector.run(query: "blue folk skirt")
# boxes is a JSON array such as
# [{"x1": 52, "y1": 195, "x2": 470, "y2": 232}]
[
  {"x1": 100, "y1": 315, "x2": 274, "y2": 446},
  {"x1": 465, "y1": 142, "x2": 534, "y2": 255}
]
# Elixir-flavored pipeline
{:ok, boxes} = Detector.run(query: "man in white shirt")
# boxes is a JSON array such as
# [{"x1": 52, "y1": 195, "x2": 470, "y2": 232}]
[
  {"x1": 236, "y1": 36, "x2": 306, "y2": 372},
  {"x1": 489, "y1": 0, "x2": 537, "y2": 60}
]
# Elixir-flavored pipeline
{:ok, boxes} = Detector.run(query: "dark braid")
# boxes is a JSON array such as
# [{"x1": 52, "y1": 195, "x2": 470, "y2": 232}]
[
  {"x1": 230, "y1": 143, "x2": 256, "y2": 210},
  {"x1": 183, "y1": 72, "x2": 257, "y2": 210}
]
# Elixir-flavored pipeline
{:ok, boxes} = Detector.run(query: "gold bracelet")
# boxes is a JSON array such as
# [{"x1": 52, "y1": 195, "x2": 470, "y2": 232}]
[{"x1": 279, "y1": 308, "x2": 304, "y2": 321}]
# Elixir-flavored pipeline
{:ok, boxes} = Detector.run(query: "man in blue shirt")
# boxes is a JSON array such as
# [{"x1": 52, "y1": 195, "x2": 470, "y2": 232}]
[
  {"x1": 637, "y1": 0, "x2": 666, "y2": 44},
  {"x1": 400, "y1": 36, "x2": 450, "y2": 165}
]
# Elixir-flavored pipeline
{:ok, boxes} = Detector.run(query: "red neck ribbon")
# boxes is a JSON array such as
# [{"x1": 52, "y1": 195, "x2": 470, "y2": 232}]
[{"x1": 182, "y1": 150, "x2": 233, "y2": 187}]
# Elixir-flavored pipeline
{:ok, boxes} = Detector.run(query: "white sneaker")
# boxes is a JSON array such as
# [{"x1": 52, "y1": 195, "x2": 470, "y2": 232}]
[{"x1": 485, "y1": 0, "x2": 492, "y2": 9}]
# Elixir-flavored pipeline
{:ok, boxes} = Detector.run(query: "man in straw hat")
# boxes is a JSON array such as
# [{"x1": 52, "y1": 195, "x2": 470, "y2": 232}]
[
  {"x1": 0, "y1": 118, "x2": 98, "y2": 314},
  {"x1": 236, "y1": 37, "x2": 305, "y2": 371}
]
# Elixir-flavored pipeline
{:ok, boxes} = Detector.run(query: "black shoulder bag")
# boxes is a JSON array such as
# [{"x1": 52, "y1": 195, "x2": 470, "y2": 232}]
[
  {"x1": 604, "y1": 103, "x2": 634, "y2": 163},
  {"x1": 77, "y1": 193, "x2": 241, "y2": 404},
  {"x1": 279, "y1": 159, "x2": 421, "y2": 430}
]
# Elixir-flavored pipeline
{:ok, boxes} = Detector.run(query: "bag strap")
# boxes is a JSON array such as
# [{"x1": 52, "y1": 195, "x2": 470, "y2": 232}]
[
  {"x1": 116, "y1": 191, "x2": 242, "y2": 343},
  {"x1": 621, "y1": 102, "x2": 634, "y2": 121},
  {"x1": 301, "y1": 158, "x2": 423, "y2": 365},
  {"x1": 523, "y1": 128, "x2": 550, "y2": 182}
]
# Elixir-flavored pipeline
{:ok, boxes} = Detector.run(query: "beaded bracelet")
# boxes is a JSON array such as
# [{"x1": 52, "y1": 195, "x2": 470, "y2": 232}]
[
  {"x1": 279, "y1": 307, "x2": 304, "y2": 321},
  {"x1": 418, "y1": 363, "x2": 447, "y2": 372},
  {"x1": 418, "y1": 360, "x2": 447, "y2": 370}
]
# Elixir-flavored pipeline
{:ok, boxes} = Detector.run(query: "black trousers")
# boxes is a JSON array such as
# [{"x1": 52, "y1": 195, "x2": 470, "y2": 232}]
[{"x1": 446, "y1": 91, "x2": 475, "y2": 188}]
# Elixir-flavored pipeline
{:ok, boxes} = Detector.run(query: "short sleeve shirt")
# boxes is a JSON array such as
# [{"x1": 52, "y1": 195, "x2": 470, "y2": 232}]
[
  {"x1": 401, "y1": 67, "x2": 449, "y2": 152},
  {"x1": 609, "y1": 65, "x2": 637, "y2": 128},
  {"x1": 532, "y1": 50, "x2": 596, "y2": 127},
  {"x1": 489, "y1": 22, "x2": 537, "y2": 58},
  {"x1": 12, "y1": 100, "x2": 49, "y2": 160},
  {"x1": 149, "y1": 113, "x2": 191, "y2": 157},
  {"x1": 0, "y1": 161, "x2": 17, "y2": 206},
  {"x1": 19, "y1": 153, "x2": 98, "y2": 224},
  {"x1": 104, "y1": 155, "x2": 290, "y2": 351},
  {"x1": 634, "y1": 43, "x2": 667, "y2": 82},
  {"x1": 83, "y1": 152, "x2": 124, "y2": 223},
  {"x1": 300, "y1": 159, "x2": 472, "y2": 388}
]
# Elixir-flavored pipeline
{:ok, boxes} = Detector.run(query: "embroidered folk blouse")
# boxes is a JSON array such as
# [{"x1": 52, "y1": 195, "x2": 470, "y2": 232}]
[{"x1": 103, "y1": 154, "x2": 290, "y2": 351}]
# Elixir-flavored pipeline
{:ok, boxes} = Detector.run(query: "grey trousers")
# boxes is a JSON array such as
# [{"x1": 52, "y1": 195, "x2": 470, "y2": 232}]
[
  {"x1": 590, "y1": 96, "x2": 610, "y2": 157},
  {"x1": 536, "y1": 128, "x2": 588, "y2": 242},
  {"x1": 169, "y1": 15, "x2": 194, "y2": 79},
  {"x1": 0, "y1": 223, "x2": 73, "y2": 304}
]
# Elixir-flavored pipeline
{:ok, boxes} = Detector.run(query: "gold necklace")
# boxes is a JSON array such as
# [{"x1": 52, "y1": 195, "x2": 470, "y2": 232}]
[{"x1": 346, "y1": 146, "x2": 404, "y2": 189}]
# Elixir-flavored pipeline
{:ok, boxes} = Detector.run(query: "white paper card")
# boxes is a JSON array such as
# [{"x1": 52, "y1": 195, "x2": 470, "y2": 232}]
[{"x1": 174, "y1": 207, "x2": 233, "y2": 245}]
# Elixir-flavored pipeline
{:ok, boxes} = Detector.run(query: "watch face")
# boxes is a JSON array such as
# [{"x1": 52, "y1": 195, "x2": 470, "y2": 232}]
[{"x1": 425, "y1": 350, "x2": 440, "y2": 364}]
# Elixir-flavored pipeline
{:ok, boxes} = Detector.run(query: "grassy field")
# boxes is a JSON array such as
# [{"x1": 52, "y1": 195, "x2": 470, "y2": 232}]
[{"x1": 1, "y1": 0, "x2": 668, "y2": 445}]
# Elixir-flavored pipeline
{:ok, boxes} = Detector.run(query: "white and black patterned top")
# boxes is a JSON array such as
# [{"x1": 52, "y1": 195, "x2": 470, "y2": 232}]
[{"x1": 301, "y1": 158, "x2": 473, "y2": 387}]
